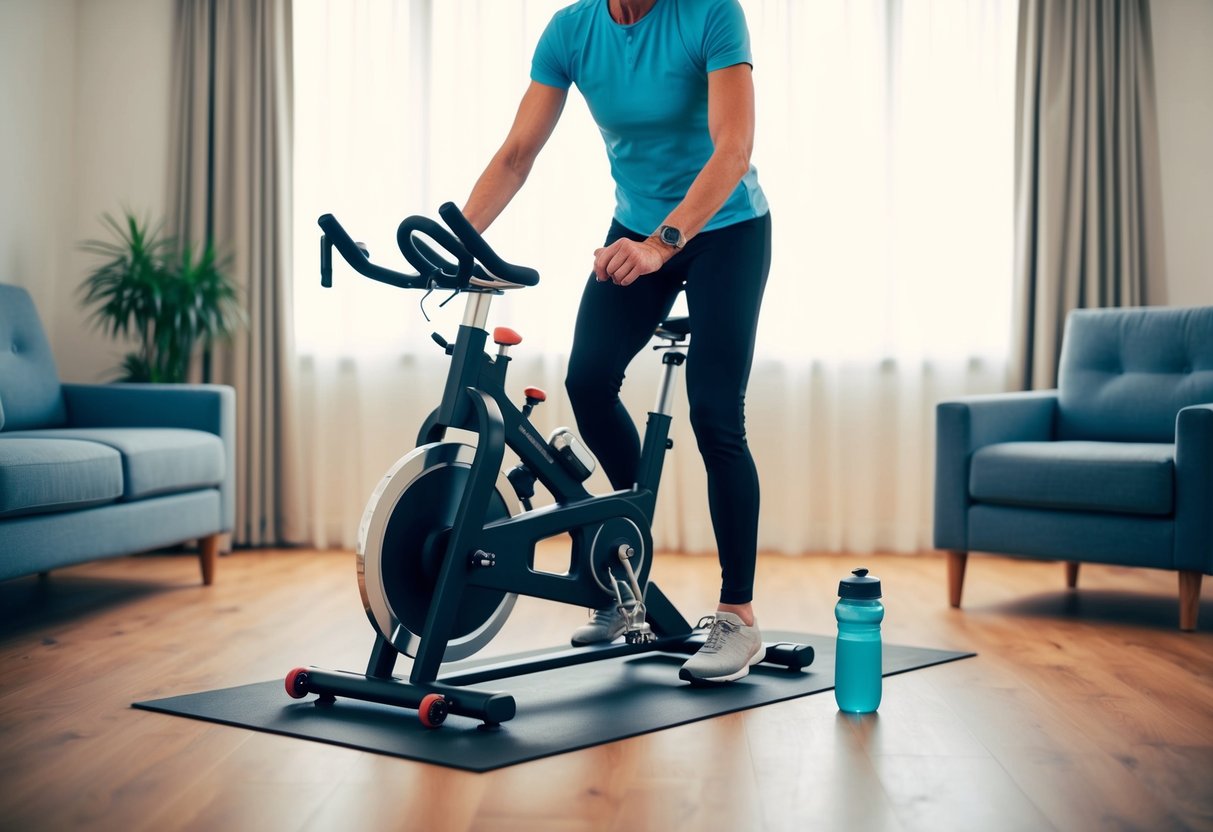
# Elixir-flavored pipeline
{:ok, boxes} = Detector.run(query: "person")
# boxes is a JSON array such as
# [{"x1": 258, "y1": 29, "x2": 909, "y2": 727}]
[{"x1": 460, "y1": 0, "x2": 772, "y2": 684}]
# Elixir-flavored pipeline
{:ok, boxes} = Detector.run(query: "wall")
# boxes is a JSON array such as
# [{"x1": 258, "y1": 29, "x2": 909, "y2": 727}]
[
  {"x1": 60, "y1": 0, "x2": 176, "y2": 382},
  {"x1": 0, "y1": 0, "x2": 77, "y2": 352},
  {"x1": 0, "y1": 0, "x2": 174, "y2": 383},
  {"x1": 0, "y1": 0, "x2": 1208, "y2": 386},
  {"x1": 1152, "y1": 0, "x2": 1213, "y2": 308}
]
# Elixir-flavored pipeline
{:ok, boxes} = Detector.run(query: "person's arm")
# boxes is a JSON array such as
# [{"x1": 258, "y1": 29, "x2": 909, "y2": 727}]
[
  {"x1": 594, "y1": 63, "x2": 756, "y2": 285},
  {"x1": 462, "y1": 81, "x2": 568, "y2": 234}
]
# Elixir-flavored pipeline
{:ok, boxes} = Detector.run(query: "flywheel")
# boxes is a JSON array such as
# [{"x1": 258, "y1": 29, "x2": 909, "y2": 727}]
[{"x1": 357, "y1": 442, "x2": 519, "y2": 662}]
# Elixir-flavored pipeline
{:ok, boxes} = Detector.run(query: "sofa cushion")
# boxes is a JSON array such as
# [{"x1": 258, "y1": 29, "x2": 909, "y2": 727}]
[
  {"x1": 0, "y1": 437, "x2": 123, "y2": 518},
  {"x1": 0, "y1": 428, "x2": 225, "y2": 501},
  {"x1": 970, "y1": 441, "x2": 1175, "y2": 516},
  {"x1": 0, "y1": 285, "x2": 68, "y2": 430}
]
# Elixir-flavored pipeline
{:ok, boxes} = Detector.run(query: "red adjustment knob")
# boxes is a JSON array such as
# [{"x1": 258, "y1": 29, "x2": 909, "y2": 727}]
[
  {"x1": 493, "y1": 327, "x2": 523, "y2": 346},
  {"x1": 524, "y1": 387, "x2": 547, "y2": 402}
]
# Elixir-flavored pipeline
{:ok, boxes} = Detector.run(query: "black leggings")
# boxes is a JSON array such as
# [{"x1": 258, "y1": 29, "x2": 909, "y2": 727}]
[{"x1": 565, "y1": 212, "x2": 772, "y2": 605}]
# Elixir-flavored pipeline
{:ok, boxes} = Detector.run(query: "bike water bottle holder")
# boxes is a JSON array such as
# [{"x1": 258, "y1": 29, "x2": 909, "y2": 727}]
[{"x1": 547, "y1": 427, "x2": 596, "y2": 482}]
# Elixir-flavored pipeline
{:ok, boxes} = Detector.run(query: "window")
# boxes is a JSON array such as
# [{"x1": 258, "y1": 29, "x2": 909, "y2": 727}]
[{"x1": 290, "y1": 0, "x2": 1018, "y2": 553}]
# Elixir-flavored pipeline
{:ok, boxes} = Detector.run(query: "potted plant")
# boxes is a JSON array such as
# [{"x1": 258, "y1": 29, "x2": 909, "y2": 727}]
[{"x1": 79, "y1": 210, "x2": 244, "y2": 382}]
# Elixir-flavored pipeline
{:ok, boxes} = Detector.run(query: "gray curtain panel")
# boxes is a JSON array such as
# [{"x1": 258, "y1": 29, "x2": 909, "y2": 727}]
[
  {"x1": 1012, "y1": 0, "x2": 1167, "y2": 390},
  {"x1": 168, "y1": 0, "x2": 301, "y2": 546}
]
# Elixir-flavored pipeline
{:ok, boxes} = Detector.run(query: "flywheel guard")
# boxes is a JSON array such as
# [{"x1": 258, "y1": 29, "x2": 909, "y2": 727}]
[{"x1": 357, "y1": 442, "x2": 519, "y2": 662}]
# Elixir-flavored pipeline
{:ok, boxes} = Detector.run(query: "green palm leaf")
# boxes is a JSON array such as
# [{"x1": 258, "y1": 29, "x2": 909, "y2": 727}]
[{"x1": 78, "y1": 209, "x2": 245, "y2": 383}]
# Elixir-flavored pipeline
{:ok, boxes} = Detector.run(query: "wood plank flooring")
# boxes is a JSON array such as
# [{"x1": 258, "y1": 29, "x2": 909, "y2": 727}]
[{"x1": 0, "y1": 548, "x2": 1210, "y2": 831}]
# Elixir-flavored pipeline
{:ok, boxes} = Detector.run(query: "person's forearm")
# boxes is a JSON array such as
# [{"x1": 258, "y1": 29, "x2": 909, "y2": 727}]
[
  {"x1": 658, "y1": 144, "x2": 750, "y2": 241},
  {"x1": 461, "y1": 81, "x2": 567, "y2": 233},
  {"x1": 653, "y1": 62, "x2": 755, "y2": 249},
  {"x1": 592, "y1": 142, "x2": 751, "y2": 287},
  {"x1": 462, "y1": 152, "x2": 532, "y2": 234}
]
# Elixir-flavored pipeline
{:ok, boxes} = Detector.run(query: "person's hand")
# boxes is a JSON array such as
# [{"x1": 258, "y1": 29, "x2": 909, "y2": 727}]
[{"x1": 593, "y1": 238, "x2": 670, "y2": 286}]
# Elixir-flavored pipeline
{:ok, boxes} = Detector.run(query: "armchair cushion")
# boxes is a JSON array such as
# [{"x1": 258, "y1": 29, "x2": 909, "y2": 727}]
[
  {"x1": 0, "y1": 428, "x2": 224, "y2": 501},
  {"x1": 0, "y1": 285, "x2": 67, "y2": 430},
  {"x1": 0, "y1": 438, "x2": 122, "y2": 518},
  {"x1": 1058, "y1": 306, "x2": 1213, "y2": 442},
  {"x1": 970, "y1": 441, "x2": 1175, "y2": 516}
]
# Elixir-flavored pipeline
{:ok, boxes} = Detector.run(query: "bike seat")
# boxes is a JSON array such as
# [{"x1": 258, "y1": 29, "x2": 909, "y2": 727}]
[{"x1": 655, "y1": 316, "x2": 690, "y2": 340}]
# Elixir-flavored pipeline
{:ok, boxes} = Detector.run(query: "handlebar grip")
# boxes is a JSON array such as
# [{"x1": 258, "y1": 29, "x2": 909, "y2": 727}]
[
  {"x1": 321, "y1": 234, "x2": 333, "y2": 288},
  {"x1": 396, "y1": 216, "x2": 473, "y2": 288},
  {"x1": 438, "y1": 202, "x2": 540, "y2": 287},
  {"x1": 317, "y1": 213, "x2": 427, "y2": 291}
]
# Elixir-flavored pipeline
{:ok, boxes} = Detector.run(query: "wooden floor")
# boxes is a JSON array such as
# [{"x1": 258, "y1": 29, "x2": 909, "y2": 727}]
[{"x1": 0, "y1": 548, "x2": 1210, "y2": 832}]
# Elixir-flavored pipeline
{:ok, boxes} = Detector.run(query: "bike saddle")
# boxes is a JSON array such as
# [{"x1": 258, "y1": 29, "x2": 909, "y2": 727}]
[{"x1": 655, "y1": 316, "x2": 690, "y2": 340}]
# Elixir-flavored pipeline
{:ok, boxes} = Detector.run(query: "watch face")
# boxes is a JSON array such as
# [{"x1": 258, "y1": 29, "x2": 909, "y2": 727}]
[{"x1": 661, "y1": 226, "x2": 681, "y2": 246}]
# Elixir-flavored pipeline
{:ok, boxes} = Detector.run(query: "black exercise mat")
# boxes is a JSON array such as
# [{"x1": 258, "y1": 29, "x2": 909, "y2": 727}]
[{"x1": 133, "y1": 632, "x2": 972, "y2": 772}]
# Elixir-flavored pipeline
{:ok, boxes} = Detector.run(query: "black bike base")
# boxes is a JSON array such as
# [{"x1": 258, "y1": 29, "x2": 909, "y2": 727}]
[{"x1": 289, "y1": 635, "x2": 815, "y2": 727}]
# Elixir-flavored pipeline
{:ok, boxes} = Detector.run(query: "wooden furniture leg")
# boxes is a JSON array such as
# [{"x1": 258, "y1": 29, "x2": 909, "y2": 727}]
[
  {"x1": 1065, "y1": 562, "x2": 1080, "y2": 589},
  {"x1": 947, "y1": 550, "x2": 968, "y2": 608},
  {"x1": 200, "y1": 533, "x2": 220, "y2": 586},
  {"x1": 1178, "y1": 570, "x2": 1202, "y2": 632}
]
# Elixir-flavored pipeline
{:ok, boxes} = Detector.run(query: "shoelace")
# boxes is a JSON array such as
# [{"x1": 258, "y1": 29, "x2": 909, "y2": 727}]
[{"x1": 695, "y1": 615, "x2": 740, "y2": 650}]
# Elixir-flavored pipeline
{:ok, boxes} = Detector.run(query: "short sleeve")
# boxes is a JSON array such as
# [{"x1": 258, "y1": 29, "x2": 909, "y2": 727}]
[
  {"x1": 703, "y1": 0, "x2": 752, "y2": 72},
  {"x1": 531, "y1": 15, "x2": 572, "y2": 89}
]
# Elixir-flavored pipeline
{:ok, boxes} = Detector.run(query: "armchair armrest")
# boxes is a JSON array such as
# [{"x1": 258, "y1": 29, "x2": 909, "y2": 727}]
[
  {"x1": 1175, "y1": 403, "x2": 1213, "y2": 573},
  {"x1": 933, "y1": 390, "x2": 1059, "y2": 550},
  {"x1": 61, "y1": 383, "x2": 236, "y2": 532}
]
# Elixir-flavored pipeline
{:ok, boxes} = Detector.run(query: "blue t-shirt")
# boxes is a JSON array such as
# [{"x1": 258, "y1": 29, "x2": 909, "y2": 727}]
[{"x1": 531, "y1": 0, "x2": 769, "y2": 235}]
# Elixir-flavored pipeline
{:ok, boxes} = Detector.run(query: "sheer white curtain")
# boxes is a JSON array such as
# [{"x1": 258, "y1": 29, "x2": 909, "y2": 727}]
[{"x1": 291, "y1": 0, "x2": 1018, "y2": 553}]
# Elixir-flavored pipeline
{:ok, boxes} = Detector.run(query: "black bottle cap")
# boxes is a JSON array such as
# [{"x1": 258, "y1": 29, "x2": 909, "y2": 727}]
[{"x1": 838, "y1": 567, "x2": 882, "y2": 599}]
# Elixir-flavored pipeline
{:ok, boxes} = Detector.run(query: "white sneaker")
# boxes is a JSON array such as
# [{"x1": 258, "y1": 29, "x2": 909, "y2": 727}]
[
  {"x1": 679, "y1": 612, "x2": 765, "y2": 685},
  {"x1": 570, "y1": 605, "x2": 628, "y2": 646}
]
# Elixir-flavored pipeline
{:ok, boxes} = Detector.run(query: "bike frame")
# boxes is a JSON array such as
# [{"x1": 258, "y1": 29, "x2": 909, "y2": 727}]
[
  {"x1": 421, "y1": 289, "x2": 678, "y2": 502},
  {"x1": 296, "y1": 212, "x2": 814, "y2": 727},
  {"x1": 397, "y1": 288, "x2": 693, "y2": 686}
]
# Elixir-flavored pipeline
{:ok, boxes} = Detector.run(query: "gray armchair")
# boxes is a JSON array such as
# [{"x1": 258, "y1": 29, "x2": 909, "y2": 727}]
[{"x1": 934, "y1": 305, "x2": 1213, "y2": 630}]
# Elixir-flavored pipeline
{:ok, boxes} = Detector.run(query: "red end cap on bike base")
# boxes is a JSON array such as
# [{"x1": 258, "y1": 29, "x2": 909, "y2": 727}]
[
  {"x1": 285, "y1": 667, "x2": 310, "y2": 699},
  {"x1": 419, "y1": 693, "x2": 449, "y2": 728},
  {"x1": 524, "y1": 387, "x2": 547, "y2": 402},
  {"x1": 493, "y1": 327, "x2": 523, "y2": 346}
]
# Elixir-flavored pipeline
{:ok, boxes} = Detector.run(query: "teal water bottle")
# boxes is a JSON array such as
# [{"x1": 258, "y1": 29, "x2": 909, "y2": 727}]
[{"x1": 834, "y1": 567, "x2": 884, "y2": 713}]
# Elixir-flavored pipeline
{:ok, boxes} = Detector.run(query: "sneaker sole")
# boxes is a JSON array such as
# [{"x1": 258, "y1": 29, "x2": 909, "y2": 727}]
[
  {"x1": 679, "y1": 645, "x2": 766, "y2": 686},
  {"x1": 570, "y1": 627, "x2": 628, "y2": 647}
]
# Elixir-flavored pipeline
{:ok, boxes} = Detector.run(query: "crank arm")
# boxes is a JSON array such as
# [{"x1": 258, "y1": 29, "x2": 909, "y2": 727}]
[{"x1": 613, "y1": 546, "x2": 654, "y2": 643}]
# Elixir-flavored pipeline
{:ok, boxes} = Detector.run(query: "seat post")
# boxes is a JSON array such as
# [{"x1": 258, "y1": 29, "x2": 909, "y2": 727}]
[
  {"x1": 434, "y1": 291, "x2": 497, "y2": 430},
  {"x1": 653, "y1": 348, "x2": 687, "y2": 416},
  {"x1": 461, "y1": 290, "x2": 494, "y2": 330},
  {"x1": 636, "y1": 341, "x2": 687, "y2": 497}
]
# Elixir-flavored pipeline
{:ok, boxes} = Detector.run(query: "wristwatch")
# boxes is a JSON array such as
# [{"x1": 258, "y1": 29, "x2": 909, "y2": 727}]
[{"x1": 653, "y1": 225, "x2": 687, "y2": 249}]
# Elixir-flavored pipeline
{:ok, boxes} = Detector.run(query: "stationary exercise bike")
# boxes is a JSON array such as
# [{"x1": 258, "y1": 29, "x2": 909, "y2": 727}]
[{"x1": 285, "y1": 202, "x2": 813, "y2": 728}]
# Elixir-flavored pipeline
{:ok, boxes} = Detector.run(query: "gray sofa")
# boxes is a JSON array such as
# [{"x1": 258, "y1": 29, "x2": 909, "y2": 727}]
[
  {"x1": 0, "y1": 284, "x2": 235, "y2": 584},
  {"x1": 935, "y1": 305, "x2": 1213, "y2": 630}
]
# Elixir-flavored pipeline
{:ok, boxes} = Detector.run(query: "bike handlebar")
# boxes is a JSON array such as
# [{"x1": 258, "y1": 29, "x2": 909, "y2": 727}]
[
  {"x1": 438, "y1": 202, "x2": 539, "y2": 287},
  {"x1": 396, "y1": 215, "x2": 474, "y2": 286},
  {"x1": 319, "y1": 213, "x2": 429, "y2": 290},
  {"x1": 318, "y1": 203, "x2": 540, "y2": 292}
]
